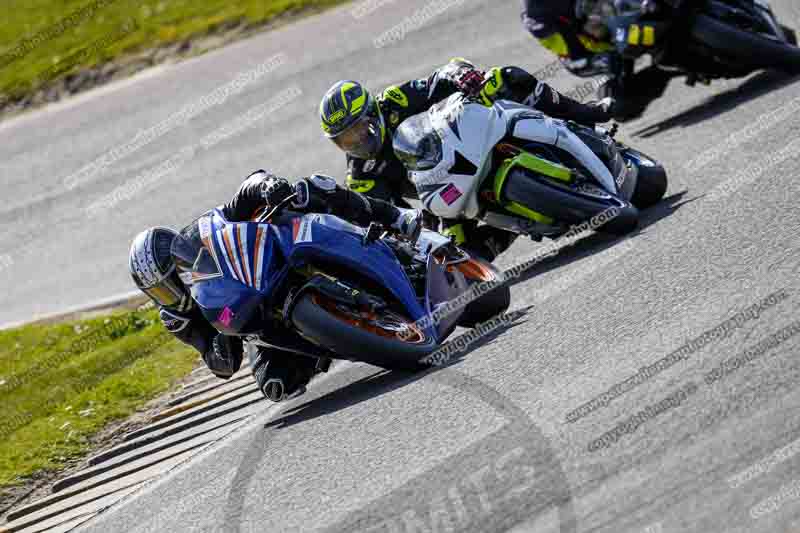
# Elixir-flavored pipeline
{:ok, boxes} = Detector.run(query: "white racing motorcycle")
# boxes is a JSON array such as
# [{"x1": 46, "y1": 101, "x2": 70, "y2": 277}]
[{"x1": 393, "y1": 94, "x2": 668, "y2": 240}]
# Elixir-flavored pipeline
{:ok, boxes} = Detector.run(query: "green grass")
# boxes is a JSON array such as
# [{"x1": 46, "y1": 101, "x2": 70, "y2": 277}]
[
  {"x1": 0, "y1": 307, "x2": 199, "y2": 488},
  {"x1": 0, "y1": 0, "x2": 351, "y2": 102}
]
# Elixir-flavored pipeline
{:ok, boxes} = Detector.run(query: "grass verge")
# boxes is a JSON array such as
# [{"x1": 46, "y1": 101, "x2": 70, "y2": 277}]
[
  {"x1": 0, "y1": 0, "x2": 351, "y2": 104},
  {"x1": 0, "y1": 305, "x2": 198, "y2": 489}
]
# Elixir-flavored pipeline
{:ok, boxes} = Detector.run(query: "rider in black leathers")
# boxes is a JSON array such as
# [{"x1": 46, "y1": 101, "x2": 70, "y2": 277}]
[
  {"x1": 129, "y1": 172, "x2": 423, "y2": 402},
  {"x1": 521, "y1": 0, "x2": 676, "y2": 120},
  {"x1": 521, "y1": 0, "x2": 617, "y2": 77}
]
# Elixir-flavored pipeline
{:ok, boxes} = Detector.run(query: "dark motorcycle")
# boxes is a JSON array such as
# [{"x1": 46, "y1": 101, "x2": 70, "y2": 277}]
[{"x1": 592, "y1": 0, "x2": 800, "y2": 117}]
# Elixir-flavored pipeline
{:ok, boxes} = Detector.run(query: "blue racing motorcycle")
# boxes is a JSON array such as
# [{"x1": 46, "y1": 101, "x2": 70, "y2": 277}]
[{"x1": 169, "y1": 200, "x2": 509, "y2": 371}]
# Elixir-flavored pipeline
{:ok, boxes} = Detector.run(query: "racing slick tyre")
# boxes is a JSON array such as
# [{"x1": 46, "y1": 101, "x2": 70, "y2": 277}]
[
  {"x1": 291, "y1": 292, "x2": 436, "y2": 371},
  {"x1": 457, "y1": 283, "x2": 511, "y2": 329},
  {"x1": 691, "y1": 14, "x2": 800, "y2": 75},
  {"x1": 781, "y1": 24, "x2": 798, "y2": 46},
  {"x1": 622, "y1": 148, "x2": 668, "y2": 209},
  {"x1": 450, "y1": 257, "x2": 511, "y2": 329},
  {"x1": 502, "y1": 168, "x2": 639, "y2": 236}
]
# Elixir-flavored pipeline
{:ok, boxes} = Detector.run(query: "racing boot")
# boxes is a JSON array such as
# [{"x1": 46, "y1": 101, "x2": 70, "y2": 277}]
[{"x1": 252, "y1": 348, "x2": 319, "y2": 402}]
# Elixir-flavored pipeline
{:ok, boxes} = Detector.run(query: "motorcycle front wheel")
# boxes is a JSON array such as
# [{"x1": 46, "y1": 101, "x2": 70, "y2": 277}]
[
  {"x1": 621, "y1": 147, "x2": 668, "y2": 209},
  {"x1": 447, "y1": 256, "x2": 511, "y2": 328},
  {"x1": 291, "y1": 292, "x2": 437, "y2": 371}
]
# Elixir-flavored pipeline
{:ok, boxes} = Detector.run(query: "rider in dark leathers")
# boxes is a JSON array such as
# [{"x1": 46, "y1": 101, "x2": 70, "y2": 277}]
[
  {"x1": 520, "y1": 0, "x2": 616, "y2": 77},
  {"x1": 129, "y1": 172, "x2": 423, "y2": 402},
  {"x1": 320, "y1": 58, "x2": 614, "y2": 261},
  {"x1": 521, "y1": 0, "x2": 676, "y2": 119}
]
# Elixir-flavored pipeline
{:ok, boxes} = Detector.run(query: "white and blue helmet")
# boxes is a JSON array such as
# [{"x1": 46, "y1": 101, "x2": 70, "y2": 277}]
[{"x1": 129, "y1": 227, "x2": 191, "y2": 311}]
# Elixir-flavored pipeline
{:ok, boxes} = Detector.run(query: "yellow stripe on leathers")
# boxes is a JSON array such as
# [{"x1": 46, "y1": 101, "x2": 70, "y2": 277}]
[
  {"x1": 628, "y1": 24, "x2": 641, "y2": 45},
  {"x1": 643, "y1": 25, "x2": 655, "y2": 46},
  {"x1": 538, "y1": 33, "x2": 570, "y2": 56}
]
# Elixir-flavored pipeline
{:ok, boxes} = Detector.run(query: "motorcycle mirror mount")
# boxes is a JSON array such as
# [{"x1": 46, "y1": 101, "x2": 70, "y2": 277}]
[
  {"x1": 258, "y1": 193, "x2": 299, "y2": 223},
  {"x1": 362, "y1": 222, "x2": 386, "y2": 246}
]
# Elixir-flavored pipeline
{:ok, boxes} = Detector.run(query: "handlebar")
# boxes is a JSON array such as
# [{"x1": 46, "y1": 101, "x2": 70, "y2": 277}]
[{"x1": 257, "y1": 192, "x2": 299, "y2": 223}]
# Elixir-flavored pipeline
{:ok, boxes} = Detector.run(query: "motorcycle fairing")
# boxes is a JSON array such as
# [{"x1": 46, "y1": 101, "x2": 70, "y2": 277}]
[
  {"x1": 400, "y1": 96, "x2": 620, "y2": 222},
  {"x1": 188, "y1": 210, "x2": 449, "y2": 342},
  {"x1": 190, "y1": 210, "x2": 290, "y2": 334},
  {"x1": 424, "y1": 253, "x2": 468, "y2": 341},
  {"x1": 282, "y1": 214, "x2": 431, "y2": 332},
  {"x1": 509, "y1": 114, "x2": 618, "y2": 194},
  {"x1": 401, "y1": 94, "x2": 506, "y2": 220}
]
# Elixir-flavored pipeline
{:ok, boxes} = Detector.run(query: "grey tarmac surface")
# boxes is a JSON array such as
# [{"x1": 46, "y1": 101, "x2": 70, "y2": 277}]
[{"x1": 2, "y1": 0, "x2": 800, "y2": 531}]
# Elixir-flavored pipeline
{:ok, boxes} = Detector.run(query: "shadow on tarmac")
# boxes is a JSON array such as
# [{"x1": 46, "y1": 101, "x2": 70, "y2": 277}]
[
  {"x1": 263, "y1": 306, "x2": 532, "y2": 430},
  {"x1": 262, "y1": 191, "x2": 695, "y2": 430},
  {"x1": 632, "y1": 70, "x2": 799, "y2": 138}
]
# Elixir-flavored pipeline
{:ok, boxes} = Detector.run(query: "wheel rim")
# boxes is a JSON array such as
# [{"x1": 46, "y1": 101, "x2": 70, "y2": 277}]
[
  {"x1": 447, "y1": 258, "x2": 498, "y2": 282},
  {"x1": 310, "y1": 293, "x2": 427, "y2": 344}
]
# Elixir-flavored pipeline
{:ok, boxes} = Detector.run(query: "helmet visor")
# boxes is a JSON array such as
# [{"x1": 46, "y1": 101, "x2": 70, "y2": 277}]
[
  {"x1": 331, "y1": 114, "x2": 382, "y2": 160},
  {"x1": 142, "y1": 274, "x2": 185, "y2": 308}
]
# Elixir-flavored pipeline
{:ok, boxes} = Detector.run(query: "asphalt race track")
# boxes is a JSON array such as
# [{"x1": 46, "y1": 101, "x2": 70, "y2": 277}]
[{"x1": 3, "y1": 1, "x2": 800, "y2": 531}]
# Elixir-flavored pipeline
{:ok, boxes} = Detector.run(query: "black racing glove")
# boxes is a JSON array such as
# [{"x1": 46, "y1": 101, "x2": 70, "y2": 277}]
[
  {"x1": 454, "y1": 66, "x2": 486, "y2": 97},
  {"x1": 477, "y1": 67, "x2": 511, "y2": 106},
  {"x1": 594, "y1": 96, "x2": 616, "y2": 118},
  {"x1": 260, "y1": 176, "x2": 295, "y2": 210},
  {"x1": 204, "y1": 334, "x2": 244, "y2": 379}
]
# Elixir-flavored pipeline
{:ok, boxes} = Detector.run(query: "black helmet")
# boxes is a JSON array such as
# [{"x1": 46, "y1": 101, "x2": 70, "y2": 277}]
[
  {"x1": 320, "y1": 80, "x2": 386, "y2": 160},
  {"x1": 129, "y1": 227, "x2": 190, "y2": 310}
]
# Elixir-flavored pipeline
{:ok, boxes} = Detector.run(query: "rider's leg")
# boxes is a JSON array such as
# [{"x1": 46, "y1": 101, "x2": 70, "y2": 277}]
[
  {"x1": 464, "y1": 225, "x2": 519, "y2": 262},
  {"x1": 522, "y1": 4, "x2": 589, "y2": 64},
  {"x1": 442, "y1": 220, "x2": 517, "y2": 262}
]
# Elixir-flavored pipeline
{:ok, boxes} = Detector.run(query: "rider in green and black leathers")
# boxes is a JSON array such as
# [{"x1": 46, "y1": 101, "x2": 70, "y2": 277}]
[{"x1": 320, "y1": 58, "x2": 614, "y2": 261}]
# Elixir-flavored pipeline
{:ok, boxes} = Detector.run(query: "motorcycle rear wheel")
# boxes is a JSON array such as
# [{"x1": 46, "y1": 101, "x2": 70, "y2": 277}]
[
  {"x1": 501, "y1": 168, "x2": 639, "y2": 236},
  {"x1": 691, "y1": 14, "x2": 800, "y2": 75}
]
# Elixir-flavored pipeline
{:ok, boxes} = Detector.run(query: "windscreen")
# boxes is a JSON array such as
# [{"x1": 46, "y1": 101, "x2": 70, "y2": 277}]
[
  {"x1": 393, "y1": 112, "x2": 442, "y2": 172},
  {"x1": 171, "y1": 217, "x2": 222, "y2": 284},
  {"x1": 581, "y1": 0, "x2": 642, "y2": 23}
]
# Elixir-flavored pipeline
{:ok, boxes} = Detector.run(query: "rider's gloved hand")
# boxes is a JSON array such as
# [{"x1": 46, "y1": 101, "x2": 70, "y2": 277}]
[
  {"x1": 571, "y1": 96, "x2": 616, "y2": 127},
  {"x1": 260, "y1": 176, "x2": 295, "y2": 209},
  {"x1": 204, "y1": 334, "x2": 244, "y2": 379},
  {"x1": 477, "y1": 67, "x2": 506, "y2": 106},
  {"x1": 596, "y1": 96, "x2": 616, "y2": 116},
  {"x1": 391, "y1": 208, "x2": 424, "y2": 243},
  {"x1": 454, "y1": 65, "x2": 486, "y2": 97}
]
